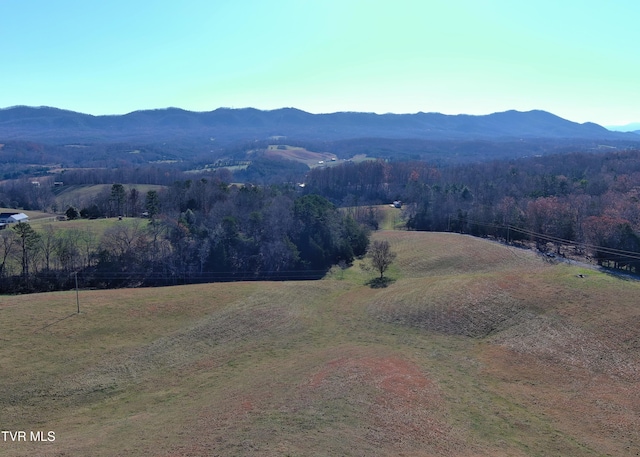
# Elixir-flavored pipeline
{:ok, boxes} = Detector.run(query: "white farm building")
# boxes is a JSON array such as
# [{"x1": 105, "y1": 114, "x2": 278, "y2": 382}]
[{"x1": 0, "y1": 212, "x2": 29, "y2": 229}]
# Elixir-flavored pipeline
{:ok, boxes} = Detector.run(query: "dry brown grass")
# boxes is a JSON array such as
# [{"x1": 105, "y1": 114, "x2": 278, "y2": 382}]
[
  {"x1": 2, "y1": 232, "x2": 640, "y2": 456},
  {"x1": 264, "y1": 145, "x2": 336, "y2": 167},
  {"x1": 377, "y1": 230, "x2": 543, "y2": 277}
]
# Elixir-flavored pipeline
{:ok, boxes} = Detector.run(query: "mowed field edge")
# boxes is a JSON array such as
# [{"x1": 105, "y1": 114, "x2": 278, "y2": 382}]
[{"x1": 1, "y1": 231, "x2": 639, "y2": 456}]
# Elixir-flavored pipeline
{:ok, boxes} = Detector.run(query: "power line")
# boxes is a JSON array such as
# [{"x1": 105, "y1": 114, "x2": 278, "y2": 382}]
[{"x1": 454, "y1": 216, "x2": 640, "y2": 262}]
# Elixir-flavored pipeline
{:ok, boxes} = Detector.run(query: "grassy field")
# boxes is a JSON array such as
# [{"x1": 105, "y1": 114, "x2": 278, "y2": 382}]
[
  {"x1": 263, "y1": 145, "x2": 374, "y2": 169},
  {"x1": 29, "y1": 215, "x2": 134, "y2": 238},
  {"x1": 53, "y1": 184, "x2": 165, "y2": 211},
  {"x1": 1, "y1": 231, "x2": 640, "y2": 456},
  {"x1": 264, "y1": 145, "x2": 338, "y2": 168}
]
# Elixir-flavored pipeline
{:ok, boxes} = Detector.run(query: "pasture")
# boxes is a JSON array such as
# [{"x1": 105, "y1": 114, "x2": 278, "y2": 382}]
[
  {"x1": 29, "y1": 215, "x2": 130, "y2": 238},
  {"x1": 53, "y1": 184, "x2": 165, "y2": 213},
  {"x1": 264, "y1": 144, "x2": 338, "y2": 168},
  {"x1": 1, "y1": 231, "x2": 639, "y2": 456}
]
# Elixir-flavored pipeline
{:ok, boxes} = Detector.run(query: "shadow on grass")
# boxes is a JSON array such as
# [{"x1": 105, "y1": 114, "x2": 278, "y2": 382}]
[{"x1": 366, "y1": 277, "x2": 396, "y2": 288}]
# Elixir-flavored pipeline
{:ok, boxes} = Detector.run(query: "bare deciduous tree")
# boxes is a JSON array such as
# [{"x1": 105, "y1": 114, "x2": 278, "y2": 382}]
[{"x1": 368, "y1": 240, "x2": 396, "y2": 279}]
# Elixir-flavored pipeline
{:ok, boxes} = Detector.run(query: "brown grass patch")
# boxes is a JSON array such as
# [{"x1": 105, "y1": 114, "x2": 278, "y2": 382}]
[
  {"x1": 376, "y1": 231, "x2": 544, "y2": 278},
  {"x1": 303, "y1": 351, "x2": 460, "y2": 450},
  {"x1": 369, "y1": 275, "x2": 536, "y2": 337},
  {"x1": 491, "y1": 312, "x2": 640, "y2": 380},
  {"x1": 479, "y1": 345, "x2": 640, "y2": 456},
  {"x1": 264, "y1": 145, "x2": 335, "y2": 165},
  {"x1": 174, "y1": 346, "x2": 474, "y2": 457}
]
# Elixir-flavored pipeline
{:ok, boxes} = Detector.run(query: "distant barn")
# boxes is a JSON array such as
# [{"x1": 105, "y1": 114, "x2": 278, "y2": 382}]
[{"x1": 0, "y1": 212, "x2": 29, "y2": 229}]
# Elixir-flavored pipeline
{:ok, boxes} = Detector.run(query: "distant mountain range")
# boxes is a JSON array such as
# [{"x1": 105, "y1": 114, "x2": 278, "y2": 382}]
[
  {"x1": 1, "y1": 106, "x2": 637, "y2": 145},
  {"x1": 607, "y1": 122, "x2": 640, "y2": 134}
]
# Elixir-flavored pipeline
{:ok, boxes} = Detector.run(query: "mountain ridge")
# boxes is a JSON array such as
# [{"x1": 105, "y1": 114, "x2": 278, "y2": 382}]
[{"x1": 1, "y1": 105, "x2": 636, "y2": 145}]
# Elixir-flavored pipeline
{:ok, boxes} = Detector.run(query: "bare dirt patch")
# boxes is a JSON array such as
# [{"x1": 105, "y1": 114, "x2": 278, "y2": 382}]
[
  {"x1": 163, "y1": 346, "x2": 480, "y2": 457},
  {"x1": 298, "y1": 348, "x2": 473, "y2": 456}
]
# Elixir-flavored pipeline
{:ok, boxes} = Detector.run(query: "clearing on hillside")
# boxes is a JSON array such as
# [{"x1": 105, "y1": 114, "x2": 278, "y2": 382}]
[
  {"x1": 264, "y1": 144, "x2": 338, "y2": 167},
  {"x1": 53, "y1": 183, "x2": 165, "y2": 211}
]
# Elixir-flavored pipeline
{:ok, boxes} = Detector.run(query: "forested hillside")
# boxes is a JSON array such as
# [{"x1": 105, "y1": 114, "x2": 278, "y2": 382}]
[
  {"x1": 3, "y1": 107, "x2": 640, "y2": 182},
  {"x1": 2, "y1": 106, "x2": 635, "y2": 143},
  {"x1": 3, "y1": 145, "x2": 640, "y2": 294},
  {"x1": 305, "y1": 149, "x2": 640, "y2": 271},
  {"x1": 0, "y1": 184, "x2": 369, "y2": 293}
]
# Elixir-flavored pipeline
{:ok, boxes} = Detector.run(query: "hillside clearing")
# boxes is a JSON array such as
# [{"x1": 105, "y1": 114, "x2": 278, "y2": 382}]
[
  {"x1": 1, "y1": 232, "x2": 639, "y2": 456},
  {"x1": 265, "y1": 144, "x2": 335, "y2": 162},
  {"x1": 53, "y1": 184, "x2": 165, "y2": 211}
]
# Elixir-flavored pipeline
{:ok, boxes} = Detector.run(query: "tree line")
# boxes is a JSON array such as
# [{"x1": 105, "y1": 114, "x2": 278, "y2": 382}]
[
  {"x1": 4, "y1": 146, "x2": 640, "y2": 293},
  {"x1": 305, "y1": 149, "x2": 640, "y2": 272},
  {"x1": 0, "y1": 183, "x2": 369, "y2": 293}
]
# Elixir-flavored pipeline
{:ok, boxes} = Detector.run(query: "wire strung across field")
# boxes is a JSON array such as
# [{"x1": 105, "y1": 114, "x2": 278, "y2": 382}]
[
  {"x1": 22, "y1": 269, "x2": 333, "y2": 285},
  {"x1": 452, "y1": 216, "x2": 640, "y2": 263}
]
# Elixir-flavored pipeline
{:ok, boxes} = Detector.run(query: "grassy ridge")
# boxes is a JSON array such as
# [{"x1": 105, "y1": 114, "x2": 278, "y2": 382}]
[{"x1": 1, "y1": 232, "x2": 639, "y2": 456}]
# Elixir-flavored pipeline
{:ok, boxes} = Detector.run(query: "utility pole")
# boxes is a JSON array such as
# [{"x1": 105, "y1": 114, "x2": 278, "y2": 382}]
[{"x1": 75, "y1": 272, "x2": 80, "y2": 313}]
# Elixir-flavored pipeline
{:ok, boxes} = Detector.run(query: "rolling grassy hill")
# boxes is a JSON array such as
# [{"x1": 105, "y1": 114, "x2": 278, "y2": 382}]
[{"x1": 1, "y1": 231, "x2": 639, "y2": 456}]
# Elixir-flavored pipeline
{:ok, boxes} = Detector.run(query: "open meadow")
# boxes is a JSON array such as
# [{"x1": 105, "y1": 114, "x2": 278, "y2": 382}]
[
  {"x1": 52, "y1": 184, "x2": 165, "y2": 213},
  {"x1": 1, "y1": 231, "x2": 640, "y2": 456}
]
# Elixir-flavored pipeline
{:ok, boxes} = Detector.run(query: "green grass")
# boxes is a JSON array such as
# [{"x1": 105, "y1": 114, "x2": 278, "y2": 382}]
[
  {"x1": 53, "y1": 184, "x2": 165, "y2": 210},
  {"x1": 1, "y1": 232, "x2": 639, "y2": 456},
  {"x1": 29, "y1": 215, "x2": 132, "y2": 238}
]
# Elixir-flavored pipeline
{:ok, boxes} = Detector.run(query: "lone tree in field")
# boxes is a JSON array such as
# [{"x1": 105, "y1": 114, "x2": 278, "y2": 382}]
[{"x1": 369, "y1": 240, "x2": 397, "y2": 279}]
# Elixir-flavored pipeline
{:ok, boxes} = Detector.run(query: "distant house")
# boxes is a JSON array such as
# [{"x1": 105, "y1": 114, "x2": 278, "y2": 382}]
[{"x1": 0, "y1": 212, "x2": 29, "y2": 226}]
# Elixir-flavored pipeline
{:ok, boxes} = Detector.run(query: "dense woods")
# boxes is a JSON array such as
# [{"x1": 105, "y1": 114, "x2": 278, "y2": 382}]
[
  {"x1": 0, "y1": 183, "x2": 369, "y2": 293},
  {"x1": 3, "y1": 147, "x2": 640, "y2": 293},
  {"x1": 305, "y1": 149, "x2": 640, "y2": 272}
]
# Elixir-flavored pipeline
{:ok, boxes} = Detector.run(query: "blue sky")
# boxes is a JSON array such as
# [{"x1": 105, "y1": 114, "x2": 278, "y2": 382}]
[{"x1": 2, "y1": 0, "x2": 639, "y2": 126}]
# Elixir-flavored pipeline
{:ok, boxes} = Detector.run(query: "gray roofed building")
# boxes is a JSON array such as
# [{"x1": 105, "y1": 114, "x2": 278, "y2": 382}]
[{"x1": 0, "y1": 212, "x2": 29, "y2": 228}]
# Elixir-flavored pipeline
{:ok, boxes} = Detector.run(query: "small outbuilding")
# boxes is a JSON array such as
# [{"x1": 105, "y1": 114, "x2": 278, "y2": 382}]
[
  {"x1": 0, "y1": 212, "x2": 29, "y2": 229},
  {"x1": 0, "y1": 212, "x2": 29, "y2": 224}
]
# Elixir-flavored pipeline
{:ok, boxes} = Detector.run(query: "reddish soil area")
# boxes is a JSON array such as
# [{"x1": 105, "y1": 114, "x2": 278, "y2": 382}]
[{"x1": 303, "y1": 352, "x2": 473, "y2": 456}]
